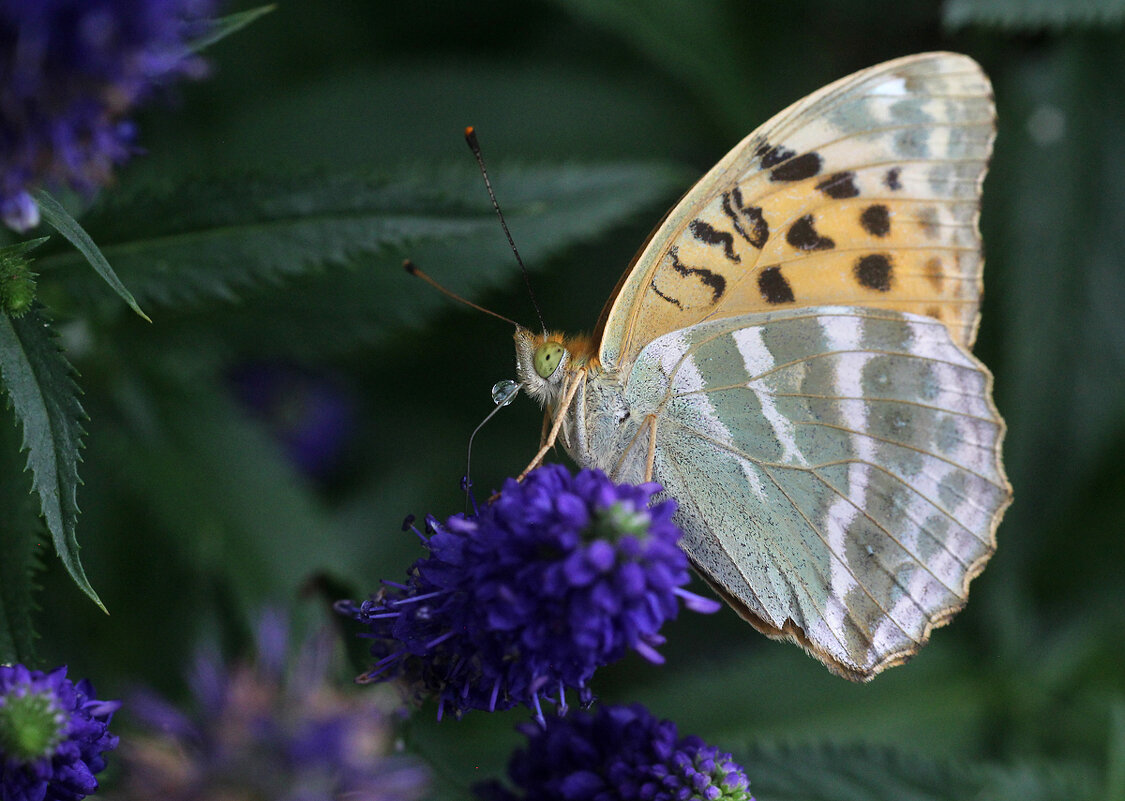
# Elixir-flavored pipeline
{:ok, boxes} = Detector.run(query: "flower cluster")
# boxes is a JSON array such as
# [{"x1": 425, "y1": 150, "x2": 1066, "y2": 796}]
[
  {"x1": 476, "y1": 703, "x2": 754, "y2": 801},
  {"x1": 0, "y1": 663, "x2": 119, "y2": 801},
  {"x1": 0, "y1": 0, "x2": 217, "y2": 231},
  {"x1": 340, "y1": 464, "x2": 720, "y2": 722},
  {"x1": 107, "y1": 610, "x2": 430, "y2": 801}
]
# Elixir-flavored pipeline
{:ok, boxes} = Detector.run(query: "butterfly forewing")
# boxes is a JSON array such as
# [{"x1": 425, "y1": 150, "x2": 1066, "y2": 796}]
[
  {"x1": 598, "y1": 52, "x2": 995, "y2": 372},
  {"x1": 616, "y1": 306, "x2": 1009, "y2": 679}
]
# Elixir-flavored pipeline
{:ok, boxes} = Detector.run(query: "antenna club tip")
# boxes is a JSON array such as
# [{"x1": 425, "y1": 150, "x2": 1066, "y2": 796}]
[
  {"x1": 464, "y1": 126, "x2": 480, "y2": 150},
  {"x1": 402, "y1": 259, "x2": 418, "y2": 275}
]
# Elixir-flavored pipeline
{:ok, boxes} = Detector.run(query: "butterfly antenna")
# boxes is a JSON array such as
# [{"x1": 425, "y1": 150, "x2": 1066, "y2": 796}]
[
  {"x1": 403, "y1": 260, "x2": 520, "y2": 327},
  {"x1": 464, "y1": 126, "x2": 548, "y2": 335}
]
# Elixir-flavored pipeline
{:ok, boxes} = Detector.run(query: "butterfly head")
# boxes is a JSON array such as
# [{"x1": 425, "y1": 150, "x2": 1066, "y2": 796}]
[
  {"x1": 513, "y1": 327, "x2": 598, "y2": 408},
  {"x1": 513, "y1": 327, "x2": 570, "y2": 406}
]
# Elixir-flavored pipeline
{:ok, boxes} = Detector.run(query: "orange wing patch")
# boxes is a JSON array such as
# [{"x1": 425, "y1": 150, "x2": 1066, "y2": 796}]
[{"x1": 598, "y1": 53, "x2": 995, "y2": 371}]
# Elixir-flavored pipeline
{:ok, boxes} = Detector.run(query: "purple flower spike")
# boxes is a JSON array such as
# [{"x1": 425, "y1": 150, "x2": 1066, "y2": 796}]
[
  {"x1": 0, "y1": 0, "x2": 218, "y2": 230},
  {"x1": 0, "y1": 663, "x2": 119, "y2": 801},
  {"x1": 340, "y1": 464, "x2": 720, "y2": 722},
  {"x1": 475, "y1": 703, "x2": 755, "y2": 801}
]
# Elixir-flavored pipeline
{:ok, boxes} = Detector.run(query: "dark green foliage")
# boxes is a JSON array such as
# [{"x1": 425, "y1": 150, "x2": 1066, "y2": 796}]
[
  {"x1": 945, "y1": 0, "x2": 1125, "y2": 30},
  {"x1": 743, "y1": 742, "x2": 1098, "y2": 801}
]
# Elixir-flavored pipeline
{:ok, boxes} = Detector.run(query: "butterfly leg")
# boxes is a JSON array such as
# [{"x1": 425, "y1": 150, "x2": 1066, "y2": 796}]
[
  {"x1": 517, "y1": 369, "x2": 585, "y2": 481},
  {"x1": 538, "y1": 409, "x2": 551, "y2": 450}
]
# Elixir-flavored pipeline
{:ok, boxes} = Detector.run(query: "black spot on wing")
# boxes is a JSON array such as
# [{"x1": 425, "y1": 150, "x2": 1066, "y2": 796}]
[
  {"x1": 720, "y1": 193, "x2": 751, "y2": 246},
  {"x1": 742, "y1": 206, "x2": 769, "y2": 249},
  {"x1": 725, "y1": 187, "x2": 769, "y2": 248},
  {"x1": 860, "y1": 204, "x2": 891, "y2": 237},
  {"x1": 770, "y1": 152, "x2": 823, "y2": 182},
  {"x1": 757, "y1": 142, "x2": 795, "y2": 168},
  {"x1": 787, "y1": 214, "x2": 835, "y2": 251},
  {"x1": 854, "y1": 254, "x2": 893, "y2": 291},
  {"x1": 758, "y1": 266, "x2": 795, "y2": 304},
  {"x1": 651, "y1": 282, "x2": 683, "y2": 309},
  {"x1": 884, "y1": 167, "x2": 902, "y2": 191},
  {"x1": 668, "y1": 246, "x2": 726, "y2": 303},
  {"x1": 689, "y1": 219, "x2": 740, "y2": 263},
  {"x1": 816, "y1": 172, "x2": 860, "y2": 199}
]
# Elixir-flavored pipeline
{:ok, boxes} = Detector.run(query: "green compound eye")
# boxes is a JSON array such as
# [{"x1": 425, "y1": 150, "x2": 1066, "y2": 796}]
[{"x1": 533, "y1": 342, "x2": 565, "y2": 378}]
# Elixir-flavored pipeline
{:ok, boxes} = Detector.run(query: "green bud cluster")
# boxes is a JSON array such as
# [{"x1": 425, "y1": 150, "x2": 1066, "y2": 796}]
[{"x1": 0, "y1": 237, "x2": 48, "y2": 317}]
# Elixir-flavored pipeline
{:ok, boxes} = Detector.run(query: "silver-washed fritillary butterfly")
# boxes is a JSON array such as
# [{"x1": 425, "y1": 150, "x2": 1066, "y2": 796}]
[{"x1": 511, "y1": 52, "x2": 1012, "y2": 681}]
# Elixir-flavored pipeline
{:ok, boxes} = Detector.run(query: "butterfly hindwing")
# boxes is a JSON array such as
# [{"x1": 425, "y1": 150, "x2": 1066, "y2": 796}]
[
  {"x1": 615, "y1": 306, "x2": 1009, "y2": 679},
  {"x1": 598, "y1": 52, "x2": 995, "y2": 372}
]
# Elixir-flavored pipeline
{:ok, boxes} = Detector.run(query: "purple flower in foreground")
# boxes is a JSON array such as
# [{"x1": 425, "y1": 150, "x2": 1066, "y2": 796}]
[
  {"x1": 109, "y1": 611, "x2": 430, "y2": 801},
  {"x1": 0, "y1": 664, "x2": 119, "y2": 801},
  {"x1": 476, "y1": 703, "x2": 754, "y2": 801},
  {"x1": 0, "y1": 0, "x2": 217, "y2": 231},
  {"x1": 339, "y1": 464, "x2": 720, "y2": 723}
]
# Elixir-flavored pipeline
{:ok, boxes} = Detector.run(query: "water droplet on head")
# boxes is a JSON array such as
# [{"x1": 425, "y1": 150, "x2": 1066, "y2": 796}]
[{"x1": 491, "y1": 379, "x2": 519, "y2": 407}]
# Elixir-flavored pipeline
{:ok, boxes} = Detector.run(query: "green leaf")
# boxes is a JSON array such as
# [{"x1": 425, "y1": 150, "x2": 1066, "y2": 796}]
[
  {"x1": 945, "y1": 0, "x2": 1125, "y2": 30},
  {"x1": 746, "y1": 742, "x2": 961, "y2": 801},
  {"x1": 612, "y1": 635, "x2": 993, "y2": 754},
  {"x1": 36, "y1": 162, "x2": 688, "y2": 347},
  {"x1": 0, "y1": 237, "x2": 50, "y2": 262},
  {"x1": 0, "y1": 422, "x2": 43, "y2": 666},
  {"x1": 188, "y1": 4, "x2": 276, "y2": 53},
  {"x1": 744, "y1": 742, "x2": 1097, "y2": 801},
  {"x1": 33, "y1": 190, "x2": 150, "y2": 322},
  {"x1": 0, "y1": 305, "x2": 101, "y2": 610}
]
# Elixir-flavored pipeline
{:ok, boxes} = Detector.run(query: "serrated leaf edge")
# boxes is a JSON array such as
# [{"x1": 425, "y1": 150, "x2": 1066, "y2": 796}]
[{"x1": 0, "y1": 306, "x2": 104, "y2": 611}]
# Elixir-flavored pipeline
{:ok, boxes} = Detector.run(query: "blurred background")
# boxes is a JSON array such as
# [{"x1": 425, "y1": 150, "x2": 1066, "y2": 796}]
[{"x1": 13, "y1": 0, "x2": 1125, "y2": 795}]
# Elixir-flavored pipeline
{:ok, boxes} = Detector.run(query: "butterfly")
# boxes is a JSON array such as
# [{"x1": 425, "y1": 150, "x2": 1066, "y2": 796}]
[{"x1": 509, "y1": 52, "x2": 1012, "y2": 681}]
